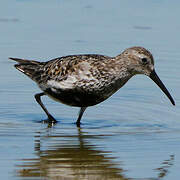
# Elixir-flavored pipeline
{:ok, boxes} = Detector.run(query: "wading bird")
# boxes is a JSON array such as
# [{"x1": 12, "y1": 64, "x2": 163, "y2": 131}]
[{"x1": 10, "y1": 47, "x2": 175, "y2": 126}]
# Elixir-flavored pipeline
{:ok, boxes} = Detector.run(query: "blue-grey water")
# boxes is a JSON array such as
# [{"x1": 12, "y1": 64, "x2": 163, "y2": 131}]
[{"x1": 0, "y1": 0, "x2": 180, "y2": 179}]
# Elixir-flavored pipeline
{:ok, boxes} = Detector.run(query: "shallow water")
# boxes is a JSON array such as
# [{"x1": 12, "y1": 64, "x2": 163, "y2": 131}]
[{"x1": 0, "y1": 0, "x2": 180, "y2": 179}]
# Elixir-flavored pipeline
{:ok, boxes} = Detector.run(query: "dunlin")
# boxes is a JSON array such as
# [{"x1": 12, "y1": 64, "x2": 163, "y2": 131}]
[{"x1": 10, "y1": 47, "x2": 175, "y2": 126}]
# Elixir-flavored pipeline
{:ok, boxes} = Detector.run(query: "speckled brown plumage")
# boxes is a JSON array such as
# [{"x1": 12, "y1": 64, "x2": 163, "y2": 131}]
[{"x1": 10, "y1": 46, "x2": 175, "y2": 126}]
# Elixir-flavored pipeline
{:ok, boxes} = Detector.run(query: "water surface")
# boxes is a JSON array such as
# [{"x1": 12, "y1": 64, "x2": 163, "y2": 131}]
[{"x1": 0, "y1": 0, "x2": 180, "y2": 180}]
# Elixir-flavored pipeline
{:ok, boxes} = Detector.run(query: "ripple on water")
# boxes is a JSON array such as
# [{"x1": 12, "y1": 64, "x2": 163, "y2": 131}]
[{"x1": 11, "y1": 121, "x2": 179, "y2": 180}]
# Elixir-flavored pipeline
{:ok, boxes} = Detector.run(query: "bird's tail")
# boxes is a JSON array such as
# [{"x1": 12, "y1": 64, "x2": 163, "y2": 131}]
[{"x1": 9, "y1": 57, "x2": 44, "y2": 81}]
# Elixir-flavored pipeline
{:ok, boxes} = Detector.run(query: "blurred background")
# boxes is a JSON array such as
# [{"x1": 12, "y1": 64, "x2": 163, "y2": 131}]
[{"x1": 0, "y1": 0, "x2": 180, "y2": 179}]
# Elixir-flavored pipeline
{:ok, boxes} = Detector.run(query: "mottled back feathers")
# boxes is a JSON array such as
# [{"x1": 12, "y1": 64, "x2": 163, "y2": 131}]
[{"x1": 10, "y1": 47, "x2": 161, "y2": 107}]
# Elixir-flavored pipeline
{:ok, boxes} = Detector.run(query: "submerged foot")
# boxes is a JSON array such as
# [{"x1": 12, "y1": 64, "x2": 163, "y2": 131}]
[
  {"x1": 41, "y1": 118, "x2": 57, "y2": 128},
  {"x1": 76, "y1": 121, "x2": 81, "y2": 127},
  {"x1": 47, "y1": 114, "x2": 57, "y2": 124},
  {"x1": 40, "y1": 114, "x2": 57, "y2": 125}
]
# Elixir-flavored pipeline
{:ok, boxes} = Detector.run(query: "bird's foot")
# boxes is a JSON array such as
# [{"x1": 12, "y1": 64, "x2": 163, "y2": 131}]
[
  {"x1": 41, "y1": 114, "x2": 57, "y2": 125},
  {"x1": 76, "y1": 121, "x2": 81, "y2": 128},
  {"x1": 47, "y1": 114, "x2": 57, "y2": 124}
]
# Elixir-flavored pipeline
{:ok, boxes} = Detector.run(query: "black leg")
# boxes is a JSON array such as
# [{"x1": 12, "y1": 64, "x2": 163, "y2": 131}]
[
  {"x1": 34, "y1": 92, "x2": 57, "y2": 123},
  {"x1": 76, "y1": 107, "x2": 87, "y2": 127}
]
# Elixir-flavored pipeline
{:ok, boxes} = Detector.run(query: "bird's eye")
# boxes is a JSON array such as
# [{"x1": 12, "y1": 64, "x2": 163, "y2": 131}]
[{"x1": 141, "y1": 58, "x2": 148, "y2": 64}]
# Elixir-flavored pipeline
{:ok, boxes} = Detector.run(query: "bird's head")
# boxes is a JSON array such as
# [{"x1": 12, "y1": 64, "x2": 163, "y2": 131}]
[{"x1": 121, "y1": 46, "x2": 175, "y2": 105}]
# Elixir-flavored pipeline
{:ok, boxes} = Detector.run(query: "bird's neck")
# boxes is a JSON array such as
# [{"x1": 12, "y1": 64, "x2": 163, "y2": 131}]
[{"x1": 109, "y1": 57, "x2": 133, "y2": 79}]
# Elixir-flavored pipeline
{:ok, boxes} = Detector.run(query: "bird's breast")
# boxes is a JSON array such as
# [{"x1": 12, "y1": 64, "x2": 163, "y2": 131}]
[{"x1": 40, "y1": 67, "x2": 132, "y2": 107}]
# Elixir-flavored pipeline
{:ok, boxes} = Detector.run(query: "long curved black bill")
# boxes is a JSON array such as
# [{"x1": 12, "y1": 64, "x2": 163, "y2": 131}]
[{"x1": 150, "y1": 70, "x2": 175, "y2": 105}]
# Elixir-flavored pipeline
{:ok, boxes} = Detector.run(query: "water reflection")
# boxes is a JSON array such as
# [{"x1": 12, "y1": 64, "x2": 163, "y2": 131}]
[
  {"x1": 155, "y1": 155, "x2": 174, "y2": 179},
  {"x1": 16, "y1": 127, "x2": 128, "y2": 180},
  {"x1": 16, "y1": 125, "x2": 174, "y2": 180}
]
